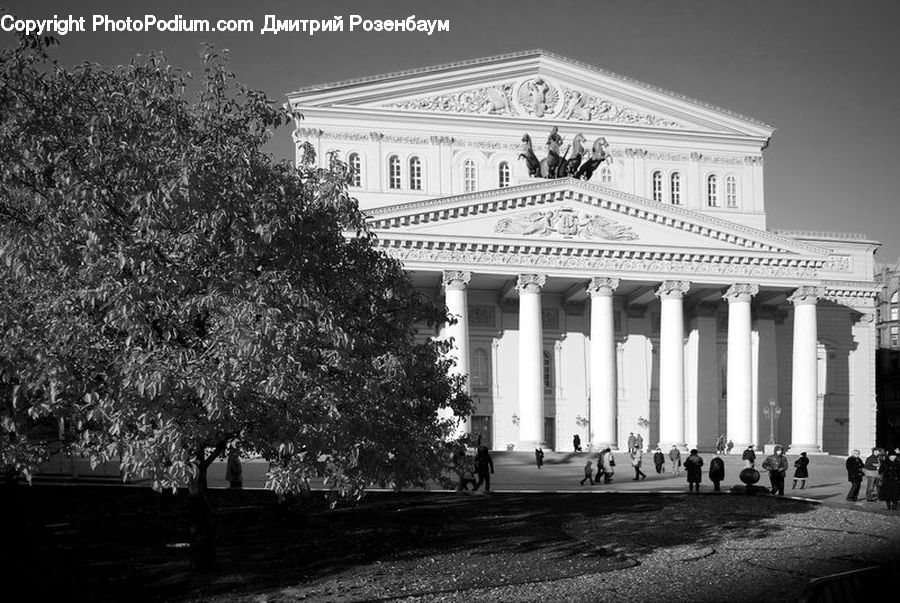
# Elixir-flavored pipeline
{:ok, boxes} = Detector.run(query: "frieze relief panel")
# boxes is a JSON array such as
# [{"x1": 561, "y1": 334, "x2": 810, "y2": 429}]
[
  {"x1": 388, "y1": 247, "x2": 823, "y2": 280},
  {"x1": 380, "y1": 77, "x2": 687, "y2": 129},
  {"x1": 494, "y1": 208, "x2": 638, "y2": 241}
]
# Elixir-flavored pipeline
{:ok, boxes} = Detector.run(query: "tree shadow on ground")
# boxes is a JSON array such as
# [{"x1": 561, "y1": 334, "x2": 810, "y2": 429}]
[{"x1": 4, "y1": 485, "x2": 827, "y2": 602}]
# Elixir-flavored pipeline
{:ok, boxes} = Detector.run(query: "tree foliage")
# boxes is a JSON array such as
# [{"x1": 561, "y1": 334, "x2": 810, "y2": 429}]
[{"x1": 0, "y1": 37, "x2": 471, "y2": 501}]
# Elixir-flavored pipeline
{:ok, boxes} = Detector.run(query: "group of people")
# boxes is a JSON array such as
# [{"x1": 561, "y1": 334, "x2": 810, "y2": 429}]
[
  {"x1": 580, "y1": 447, "x2": 617, "y2": 485},
  {"x1": 452, "y1": 445, "x2": 495, "y2": 493},
  {"x1": 845, "y1": 446, "x2": 900, "y2": 510}
]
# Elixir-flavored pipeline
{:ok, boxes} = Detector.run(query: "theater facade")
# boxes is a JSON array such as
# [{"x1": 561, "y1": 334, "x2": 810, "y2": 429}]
[{"x1": 287, "y1": 50, "x2": 878, "y2": 455}]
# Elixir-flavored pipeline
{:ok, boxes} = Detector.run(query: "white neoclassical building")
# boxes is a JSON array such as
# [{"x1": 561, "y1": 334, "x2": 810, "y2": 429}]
[{"x1": 287, "y1": 50, "x2": 879, "y2": 455}]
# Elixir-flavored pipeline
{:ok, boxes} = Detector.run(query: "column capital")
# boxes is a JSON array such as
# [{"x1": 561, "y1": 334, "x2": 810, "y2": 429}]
[
  {"x1": 516, "y1": 273, "x2": 547, "y2": 295},
  {"x1": 587, "y1": 277, "x2": 620, "y2": 297},
  {"x1": 724, "y1": 283, "x2": 759, "y2": 303},
  {"x1": 442, "y1": 270, "x2": 472, "y2": 290},
  {"x1": 789, "y1": 286, "x2": 825, "y2": 306},
  {"x1": 655, "y1": 280, "x2": 691, "y2": 300}
]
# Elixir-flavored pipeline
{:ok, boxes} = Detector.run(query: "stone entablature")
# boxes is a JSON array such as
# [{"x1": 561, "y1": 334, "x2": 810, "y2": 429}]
[{"x1": 366, "y1": 179, "x2": 830, "y2": 257}]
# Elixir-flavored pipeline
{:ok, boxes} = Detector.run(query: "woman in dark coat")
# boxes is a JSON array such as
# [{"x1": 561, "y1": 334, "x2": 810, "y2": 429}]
[
  {"x1": 792, "y1": 451, "x2": 810, "y2": 490},
  {"x1": 709, "y1": 453, "x2": 725, "y2": 492},
  {"x1": 878, "y1": 448, "x2": 900, "y2": 510},
  {"x1": 683, "y1": 449, "x2": 704, "y2": 492}
]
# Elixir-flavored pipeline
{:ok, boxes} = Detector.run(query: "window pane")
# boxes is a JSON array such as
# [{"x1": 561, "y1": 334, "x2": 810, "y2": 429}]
[
  {"x1": 707, "y1": 175, "x2": 719, "y2": 207},
  {"x1": 498, "y1": 162, "x2": 510, "y2": 188},
  {"x1": 389, "y1": 155, "x2": 401, "y2": 189},
  {"x1": 671, "y1": 172, "x2": 682, "y2": 205},
  {"x1": 464, "y1": 159, "x2": 477, "y2": 192},
  {"x1": 409, "y1": 157, "x2": 422, "y2": 190},
  {"x1": 652, "y1": 171, "x2": 663, "y2": 202},
  {"x1": 348, "y1": 153, "x2": 361, "y2": 187}
]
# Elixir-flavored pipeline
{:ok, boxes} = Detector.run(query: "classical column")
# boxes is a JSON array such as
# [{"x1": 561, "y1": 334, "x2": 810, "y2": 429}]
[
  {"x1": 724, "y1": 283, "x2": 758, "y2": 450},
  {"x1": 587, "y1": 277, "x2": 620, "y2": 449},
  {"x1": 788, "y1": 286, "x2": 823, "y2": 454},
  {"x1": 441, "y1": 271, "x2": 471, "y2": 434},
  {"x1": 517, "y1": 273, "x2": 546, "y2": 449},
  {"x1": 656, "y1": 280, "x2": 691, "y2": 450}
]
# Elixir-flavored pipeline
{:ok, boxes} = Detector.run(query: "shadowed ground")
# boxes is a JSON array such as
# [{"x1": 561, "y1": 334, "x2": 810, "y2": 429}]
[{"x1": 4, "y1": 481, "x2": 900, "y2": 603}]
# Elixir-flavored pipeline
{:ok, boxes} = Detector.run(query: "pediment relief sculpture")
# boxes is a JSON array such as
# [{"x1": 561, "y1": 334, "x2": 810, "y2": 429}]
[
  {"x1": 381, "y1": 77, "x2": 687, "y2": 128},
  {"x1": 494, "y1": 207, "x2": 638, "y2": 241}
]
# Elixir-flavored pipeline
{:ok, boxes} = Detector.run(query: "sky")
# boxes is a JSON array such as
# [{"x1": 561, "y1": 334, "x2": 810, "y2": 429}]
[{"x1": 3, "y1": 0, "x2": 899, "y2": 263}]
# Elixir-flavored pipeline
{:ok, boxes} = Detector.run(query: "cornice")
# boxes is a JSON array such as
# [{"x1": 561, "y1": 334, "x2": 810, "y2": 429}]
[
  {"x1": 372, "y1": 236, "x2": 827, "y2": 282},
  {"x1": 365, "y1": 178, "x2": 832, "y2": 257}
]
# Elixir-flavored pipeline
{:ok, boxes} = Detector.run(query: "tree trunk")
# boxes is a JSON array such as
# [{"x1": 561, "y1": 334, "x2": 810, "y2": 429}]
[{"x1": 188, "y1": 462, "x2": 215, "y2": 571}]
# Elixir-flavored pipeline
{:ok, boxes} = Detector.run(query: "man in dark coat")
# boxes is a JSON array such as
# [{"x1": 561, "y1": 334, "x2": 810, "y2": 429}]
[
  {"x1": 846, "y1": 449, "x2": 865, "y2": 502},
  {"x1": 573, "y1": 434, "x2": 582, "y2": 452},
  {"x1": 878, "y1": 448, "x2": 900, "y2": 510},
  {"x1": 473, "y1": 446, "x2": 494, "y2": 493},
  {"x1": 683, "y1": 449, "x2": 704, "y2": 492},
  {"x1": 653, "y1": 447, "x2": 665, "y2": 473},
  {"x1": 709, "y1": 453, "x2": 726, "y2": 491},
  {"x1": 762, "y1": 446, "x2": 789, "y2": 495},
  {"x1": 864, "y1": 447, "x2": 883, "y2": 502},
  {"x1": 742, "y1": 445, "x2": 756, "y2": 468}
]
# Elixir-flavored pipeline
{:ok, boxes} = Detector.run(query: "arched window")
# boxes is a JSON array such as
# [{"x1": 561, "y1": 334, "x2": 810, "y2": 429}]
[
  {"x1": 725, "y1": 175, "x2": 737, "y2": 207},
  {"x1": 707, "y1": 174, "x2": 719, "y2": 207},
  {"x1": 891, "y1": 290, "x2": 899, "y2": 321},
  {"x1": 600, "y1": 166, "x2": 613, "y2": 184},
  {"x1": 498, "y1": 162, "x2": 510, "y2": 188},
  {"x1": 543, "y1": 350, "x2": 553, "y2": 391},
  {"x1": 670, "y1": 172, "x2": 682, "y2": 205},
  {"x1": 651, "y1": 171, "x2": 663, "y2": 202},
  {"x1": 472, "y1": 348, "x2": 491, "y2": 391},
  {"x1": 388, "y1": 155, "x2": 401, "y2": 189},
  {"x1": 348, "y1": 153, "x2": 361, "y2": 187},
  {"x1": 463, "y1": 159, "x2": 477, "y2": 192},
  {"x1": 409, "y1": 156, "x2": 422, "y2": 190}
]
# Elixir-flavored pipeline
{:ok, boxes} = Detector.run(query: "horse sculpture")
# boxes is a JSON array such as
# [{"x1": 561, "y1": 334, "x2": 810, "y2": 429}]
[
  {"x1": 520, "y1": 129, "x2": 610, "y2": 181},
  {"x1": 563, "y1": 133, "x2": 587, "y2": 178},
  {"x1": 519, "y1": 134, "x2": 541, "y2": 177},
  {"x1": 575, "y1": 137, "x2": 611, "y2": 181}
]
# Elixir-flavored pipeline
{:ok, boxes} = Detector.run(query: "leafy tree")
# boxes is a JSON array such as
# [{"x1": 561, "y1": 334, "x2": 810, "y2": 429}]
[{"x1": 0, "y1": 37, "x2": 471, "y2": 568}]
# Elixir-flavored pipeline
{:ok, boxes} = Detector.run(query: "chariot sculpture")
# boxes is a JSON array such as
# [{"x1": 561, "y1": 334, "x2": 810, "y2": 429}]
[{"x1": 519, "y1": 127, "x2": 612, "y2": 181}]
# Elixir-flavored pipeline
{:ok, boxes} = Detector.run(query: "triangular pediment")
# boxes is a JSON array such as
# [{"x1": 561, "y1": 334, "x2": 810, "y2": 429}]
[
  {"x1": 366, "y1": 179, "x2": 829, "y2": 262},
  {"x1": 289, "y1": 50, "x2": 772, "y2": 137}
]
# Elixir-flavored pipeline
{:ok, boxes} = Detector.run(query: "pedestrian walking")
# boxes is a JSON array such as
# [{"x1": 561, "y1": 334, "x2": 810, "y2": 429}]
[
  {"x1": 631, "y1": 447, "x2": 647, "y2": 480},
  {"x1": 473, "y1": 445, "x2": 494, "y2": 493},
  {"x1": 878, "y1": 448, "x2": 900, "y2": 511},
  {"x1": 709, "y1": 452, "x2": 725, "y2": 492},
  {"x1": 684, "y1": 449, "x2": 704, "y2": 492},
  {"x1": 599, "y1": 447, "x2": 615, "y2": 483},
  {"x1": 668, "y1": 445, "x2": 681, "y2": 475},
  {"x1": 762, "y1": 446, "x2": 788, "y2": 496},
  {"x1": 716, "y1": 435, "x2": 726, "y2": 455},
  {"x1": 845, "y1": 449, "x2": 865, "y2": 501},
  {"x1": 635, "y1": 433, "x2": 644, "y2": 452},
  {"x1": 573, "y1": 434, "x2": 582, "y2": 452},
  {"x1": 792, "y1": 451, "x2": 809, "y2": 489},
  {"x1": 653, "y1": 447, "x2": 665, "y2": 473},
  {"x1": 742, "y1": 445, "x2": 756, "y2": 468},
  {"x1": 580, "y1": 460, "x2": 595, "y2": 485},
  {"x1": 864, "y1": 447, "x2": 883, "y2": 502},
  {"x1": 226, "y1": 448, "x2": 243, "y2": 489},
  {"x1": 627, "y1": 432, "x2": 636, "y2": 452},
  {"x1": 726, "y1": 439, "x2": 734, "y2": 455},
  {"x1": 535, "y1": 447, "x2": 544, "y2": 469}
]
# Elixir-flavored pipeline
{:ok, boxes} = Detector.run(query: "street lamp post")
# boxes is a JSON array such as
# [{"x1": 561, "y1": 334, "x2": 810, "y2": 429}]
[{"x1": 762, "y1": 397, "x2": 781, "y2": 445}]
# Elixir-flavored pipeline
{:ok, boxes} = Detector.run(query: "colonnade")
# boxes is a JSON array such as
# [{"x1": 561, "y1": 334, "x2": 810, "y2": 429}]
[{"x1": 440, "y1": 271, "x2": 822, "y2": 453}]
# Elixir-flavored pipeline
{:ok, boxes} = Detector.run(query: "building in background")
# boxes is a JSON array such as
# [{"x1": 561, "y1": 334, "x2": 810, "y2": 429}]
[
  {"x1": 288, "y1": 50, "x2": 879, "y2": 454},
  {"x1": 876, "y1": 259, "x2": 900, "y2": 450}
]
